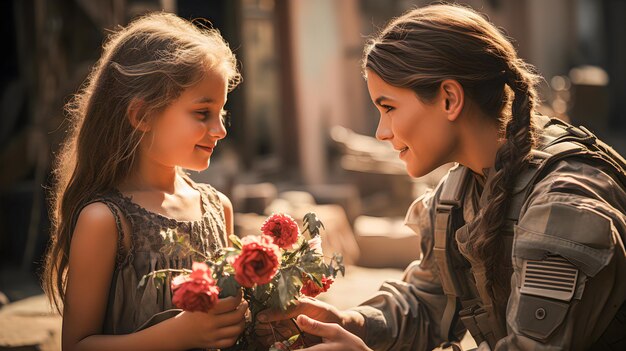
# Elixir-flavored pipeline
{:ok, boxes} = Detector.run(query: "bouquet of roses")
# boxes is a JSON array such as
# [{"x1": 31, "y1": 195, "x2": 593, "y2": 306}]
[{"x1": 140, "y1": 212, "x2": 344, "y2": 350}]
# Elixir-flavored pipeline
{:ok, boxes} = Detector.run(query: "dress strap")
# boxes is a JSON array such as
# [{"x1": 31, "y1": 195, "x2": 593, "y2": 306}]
[
  {"x1": 79, "y1": 197, "x2": 130, "y2": 267},
  {"x1": 191, "y1": 181, "x2": 228, "y2": 249},
  {"x1": 194, "y1": 182, "x2": 224, "y2": 219}
]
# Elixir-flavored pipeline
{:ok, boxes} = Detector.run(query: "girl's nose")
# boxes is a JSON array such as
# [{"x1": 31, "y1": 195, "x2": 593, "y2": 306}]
[{"x1": 209, "y1": 119, "x2": 227, "y2": 139}]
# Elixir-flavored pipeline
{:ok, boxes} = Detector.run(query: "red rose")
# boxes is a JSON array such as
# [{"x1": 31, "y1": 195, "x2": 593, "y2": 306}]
[
  {"x1": 300, "y1": 275, "x2": 333, "y2": 297},
  {"x1": 233, "y1": 235, "x2": 281, "y2": 288},
  {"x1": 171, "y1": 262, "x2": 220, "y2": 312},
  {"x1": 261, "y1": 213, "x2": 300, "y2": 249}
]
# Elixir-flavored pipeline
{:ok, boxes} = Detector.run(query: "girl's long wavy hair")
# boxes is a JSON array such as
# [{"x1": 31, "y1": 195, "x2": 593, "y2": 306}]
[
  {"x1": 363, "y1": 4, "x2": 540, "y2": 303},
  {"x1": 42, "y1": 12, "x2": 241, "y2": 314}
]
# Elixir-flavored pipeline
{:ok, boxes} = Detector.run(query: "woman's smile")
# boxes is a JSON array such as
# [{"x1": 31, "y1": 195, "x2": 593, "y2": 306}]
[{"x1": 399, "y1": 146, "x2": 409, "y2": 158}]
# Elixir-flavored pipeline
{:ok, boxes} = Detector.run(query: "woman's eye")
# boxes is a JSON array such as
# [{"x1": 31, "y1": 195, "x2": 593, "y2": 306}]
[{"x1": 382, "y1": 105, "x2": 394, "y2": 113}]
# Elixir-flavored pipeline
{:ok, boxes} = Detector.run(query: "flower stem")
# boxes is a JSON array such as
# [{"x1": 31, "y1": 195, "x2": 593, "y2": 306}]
[
  {"x1": 290, "y1": 317, "x2": 309, "y2": 348},
  {"x1": 144, "y1": 268, "x2": 191, "y2": 277}
]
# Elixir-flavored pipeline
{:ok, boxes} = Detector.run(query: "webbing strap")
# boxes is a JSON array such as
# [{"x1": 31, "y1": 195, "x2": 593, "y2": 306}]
[
  {"x1": 468, "y1": 264, "x2": 507, "y2": 343},
  {"x1": 434, "y1": 166, "x2": 471, "y2": 342},
  {"x1": 434, "y1": 205, "x2": 461, "y2": 341},
  {"x1": 459, "y1": 305, "x2": 486, "y2": 345}
]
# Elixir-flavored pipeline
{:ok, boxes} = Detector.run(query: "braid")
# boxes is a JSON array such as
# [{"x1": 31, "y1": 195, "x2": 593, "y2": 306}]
[{"x1": 472, "y1": 63, "x2": 537, "y2": 302}]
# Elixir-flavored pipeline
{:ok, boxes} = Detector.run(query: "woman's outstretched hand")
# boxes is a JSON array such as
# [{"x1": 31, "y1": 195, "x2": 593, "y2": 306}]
[
  {"x1": 293, "y1": 315, "x2": 372, "y2": 351},
  {"x1": 254, "y1": 297, "x2": 366, "y2": 348}
]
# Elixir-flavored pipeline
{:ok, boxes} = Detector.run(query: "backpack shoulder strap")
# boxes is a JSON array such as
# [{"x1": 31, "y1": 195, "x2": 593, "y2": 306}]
[
  {"x1": 518, "y1": 117, "x2": 626, "y2": 204},
  {"x1": 434, "y1": 164, "x2": 472, "y2": 342}
]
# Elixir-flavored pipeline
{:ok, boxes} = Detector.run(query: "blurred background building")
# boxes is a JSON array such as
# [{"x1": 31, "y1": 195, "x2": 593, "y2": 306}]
[{"x1": 0, "y1": 0, "x2": 624, "y2": 349}]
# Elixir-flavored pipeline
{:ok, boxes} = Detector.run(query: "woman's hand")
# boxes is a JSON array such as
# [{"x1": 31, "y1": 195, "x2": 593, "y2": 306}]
[
  {"x1": 293, "y1": 315, "x2": 372, "y2": 351},
  {"x1": 254, "y1": 297, "x2": 366, "y2": 347},
  {"x1": 176, "y1": 292, "x2": 248, "y2": 349}
]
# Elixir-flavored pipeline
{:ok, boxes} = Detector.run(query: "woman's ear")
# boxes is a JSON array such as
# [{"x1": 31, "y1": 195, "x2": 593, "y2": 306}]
[
  {"x1": 440, "y1": 79, "x2": 464, "y2": 122},
  {"x1": 127, "y1": 98, "x2": 151, "y2": 132}
]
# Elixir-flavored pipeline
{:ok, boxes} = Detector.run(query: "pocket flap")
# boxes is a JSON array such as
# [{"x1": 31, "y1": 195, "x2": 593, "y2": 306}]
[
  {"x1": 513, "y1": 225, "x2": 613, "y2": 277},
  {"x1": 517, "y1": 293, "x2": 569, "y2": 341}
]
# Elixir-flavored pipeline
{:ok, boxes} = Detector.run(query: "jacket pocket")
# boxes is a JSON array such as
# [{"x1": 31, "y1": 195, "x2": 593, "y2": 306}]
[{"x1": 516, "y1": 293, "x2": 569, "y2": 341}]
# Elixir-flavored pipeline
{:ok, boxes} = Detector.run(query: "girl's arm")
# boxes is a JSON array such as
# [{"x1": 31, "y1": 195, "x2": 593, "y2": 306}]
[{"x1": 62, "y1": 202, "x2": 247, "y2": 351}]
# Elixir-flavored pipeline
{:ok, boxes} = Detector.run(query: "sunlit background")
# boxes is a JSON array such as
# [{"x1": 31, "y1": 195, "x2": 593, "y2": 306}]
[{"x1": 0, "y1": 0, "x2": 625, "y2": 349}]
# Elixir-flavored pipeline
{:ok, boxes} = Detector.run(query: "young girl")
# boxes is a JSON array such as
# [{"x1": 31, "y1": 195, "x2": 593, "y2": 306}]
[
  {"x1": 43, "y1": 12, "x2": 248, "y2": 350},
  {"x1": 258, "y1": 4, "x2": 626, "y2": 351}
]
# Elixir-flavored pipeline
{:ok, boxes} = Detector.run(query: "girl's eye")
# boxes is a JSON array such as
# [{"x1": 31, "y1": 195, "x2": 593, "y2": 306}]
[
  {"x1": 195, "y1": 110, "x2": 210, "y2": 121},
  {"x1": 194, "y1": 109, "x2": 230, "y2": 128},
  {"x1": 220, "y1": 109, "x2": 231, "y2": 127}
]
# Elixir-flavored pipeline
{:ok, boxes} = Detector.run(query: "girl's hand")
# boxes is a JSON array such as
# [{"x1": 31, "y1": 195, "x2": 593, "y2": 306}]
[
  {"x1": 293, "y1": 315, "x2": 372, "y2": 351},
  {"x1": 177, "y1": 292, "x2": 248, "y2": 349}
]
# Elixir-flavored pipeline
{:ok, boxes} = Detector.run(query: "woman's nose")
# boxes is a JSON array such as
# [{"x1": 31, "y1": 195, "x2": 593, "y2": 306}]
[{"x1": 375, "y1": 118, "x2": 392, "y2": 141}]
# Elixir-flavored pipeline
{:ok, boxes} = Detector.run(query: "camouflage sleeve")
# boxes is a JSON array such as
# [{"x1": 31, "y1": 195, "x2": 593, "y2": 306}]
[
  {"x1": 350, "y1": 176, "x2": 450, "y2": 351},
  {"x1": 495, "y1": 160, "x2": 626, "y2": 350}
]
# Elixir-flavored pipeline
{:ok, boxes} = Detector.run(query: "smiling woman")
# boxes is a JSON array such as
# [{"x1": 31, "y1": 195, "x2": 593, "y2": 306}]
[
  {"x1": 366, "y1": 73, "x2": 469, "y2": 178},
  {"x1": 259, "y1": 4, "x2": 626, "y2": 351}
]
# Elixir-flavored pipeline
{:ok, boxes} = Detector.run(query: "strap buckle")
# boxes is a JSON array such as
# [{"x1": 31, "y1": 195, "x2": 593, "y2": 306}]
[{"x1": 459, "y1": 304, "x2": 487, "y2": 346}]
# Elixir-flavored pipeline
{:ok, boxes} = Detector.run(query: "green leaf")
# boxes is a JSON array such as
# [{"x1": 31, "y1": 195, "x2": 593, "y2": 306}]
[
  {"x1": 218, "y1": 274, "x2": 241, "y2": 298},
  {"x1": 286, "y1": 333, "x2": 300, "y2": 346},
  {"x1": 297, "y1": 259, "x2": 320, "y2": 277},
  {"x1": 154, "y1": 271, "x2": 168, "y2": 286},
  {"x1": 265, "y1": 287, "x2": 282, "y2": 310},
  {"x1": 299, "y1": 249, "x2": 322, "y2": 266},
  {"x1": 328, "y1": 264, "x2": 336, "y2": 277},
  {"x1": 295, "y1": 235, "x2": 306, "y2": 250},
  {"x1": 229, "y1": 234, "x2": 243, "y2": 250},
  {"x1": 253, "y1": 282, "x2": 270, "y2": 302},
  {"x1": 327, "y1": 253, "x2": 346, "y2": 278},
  {"x1": 302, "y1": 212, "x2": 325, "y2": 237},
  {"x1": 276, "y1": 269, "x2": 301, "y2": 310},
  {"x1": 222, "y1": 265, "x2": 236, "y2": 275}
]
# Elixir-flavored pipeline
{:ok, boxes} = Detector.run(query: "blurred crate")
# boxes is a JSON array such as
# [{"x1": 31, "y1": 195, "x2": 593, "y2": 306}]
[{"x1": 354, "y1": 215, "x2": 420, "y2": 269}]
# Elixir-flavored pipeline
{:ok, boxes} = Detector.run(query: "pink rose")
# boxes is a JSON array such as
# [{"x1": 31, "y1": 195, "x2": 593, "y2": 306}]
[
  {"x1": 171, "y1": 262, "x2": 220, "y2": 312},
  {"x1": 270, "y1": 342, "x2": 290, "y2": 351},
  {"x1": 233, "y1": 235, "x2": 281, "y2": 288},
  {"x1": 300, "y1": 275, "x2": 333, "y2": 297},
  {"x1": 307, "y1": 236, "x2": 323, "y2": 255},
  {"x1": 261, "y1": 213, "x2": 300, "y2": 249}
]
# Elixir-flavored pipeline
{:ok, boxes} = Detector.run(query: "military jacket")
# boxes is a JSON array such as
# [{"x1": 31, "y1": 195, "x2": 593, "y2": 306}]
[{"x1": 352, "y1": 117, "x2": 626, "y2": 351}]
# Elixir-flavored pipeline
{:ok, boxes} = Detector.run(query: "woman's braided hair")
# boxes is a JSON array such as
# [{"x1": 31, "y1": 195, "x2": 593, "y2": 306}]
[{"x1": 363, "y1": 4, "x2": 541, "y2": 302}]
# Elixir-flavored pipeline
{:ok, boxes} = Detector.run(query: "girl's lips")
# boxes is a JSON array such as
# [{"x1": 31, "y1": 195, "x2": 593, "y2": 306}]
[{"x1": 195, "y1": 145, "x2": 213, "y2": 153}]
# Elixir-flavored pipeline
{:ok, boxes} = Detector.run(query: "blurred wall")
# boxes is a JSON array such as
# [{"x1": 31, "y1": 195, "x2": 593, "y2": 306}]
[{"x1": 1, "y1": 0, "x2": 624, "y2": 275}]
